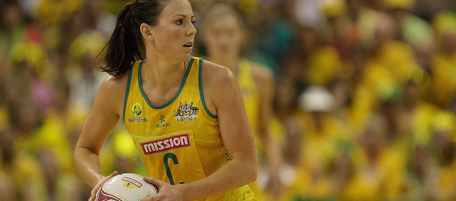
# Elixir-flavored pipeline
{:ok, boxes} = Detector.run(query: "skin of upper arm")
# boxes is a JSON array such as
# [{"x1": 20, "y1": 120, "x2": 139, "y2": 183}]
[
  {"x1": 75, "y1": 74, "x2": 127, "y2": 154},
  {"x1": 202, "y1": 61, "x2": 257, "y2": 168}
]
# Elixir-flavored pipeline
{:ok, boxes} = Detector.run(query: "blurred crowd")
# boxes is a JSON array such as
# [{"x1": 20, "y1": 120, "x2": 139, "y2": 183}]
[{"x1": 1, "y1": 0, "x2": 456, "y2": 200}]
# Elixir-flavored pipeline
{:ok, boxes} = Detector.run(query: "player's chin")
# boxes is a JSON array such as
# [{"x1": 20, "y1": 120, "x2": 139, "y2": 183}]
[
  {"x1": 180, "y1": 52, "x2": 193, "y2": 61},
  {"x1": 172, "y1": 50, "x2": 193, "y2": 62}
]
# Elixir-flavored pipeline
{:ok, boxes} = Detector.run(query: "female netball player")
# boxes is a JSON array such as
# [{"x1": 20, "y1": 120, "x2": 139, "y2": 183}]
[{"x1": 73, "y1": 0, "x2": 257, "y2": 200}]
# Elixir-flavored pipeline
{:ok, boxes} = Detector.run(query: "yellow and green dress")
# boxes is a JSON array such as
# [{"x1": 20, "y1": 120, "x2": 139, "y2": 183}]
[{"x1": 123, "y1": 57, "x2": 255, "y2": 201}]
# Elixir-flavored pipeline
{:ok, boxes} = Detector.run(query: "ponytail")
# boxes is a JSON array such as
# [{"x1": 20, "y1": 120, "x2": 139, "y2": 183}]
[{"x1": 98, "y1": 0, "x2": 167, "y2": 76}]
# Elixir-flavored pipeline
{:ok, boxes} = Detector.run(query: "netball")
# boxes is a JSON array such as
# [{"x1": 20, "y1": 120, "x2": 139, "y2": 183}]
[
  {"x1": 95, "y1": 173, "x2": 158, "y2": 201},
  {"x1": 4, "y1": 0, "x2": 456, "y2": 200}
]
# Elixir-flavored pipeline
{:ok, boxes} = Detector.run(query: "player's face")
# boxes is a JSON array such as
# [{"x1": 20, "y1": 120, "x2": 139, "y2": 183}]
[
  {"x1": 204, "y1": 15, "x2": 243, "y2": 59},
  {"x1": 152, "y1": 0, "x2": 196, "y2": 61}
]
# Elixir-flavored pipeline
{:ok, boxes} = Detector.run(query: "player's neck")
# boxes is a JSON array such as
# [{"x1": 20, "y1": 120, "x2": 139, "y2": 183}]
[{"x1": 141, "y1": 59, "x2": 187, "y2": 91}]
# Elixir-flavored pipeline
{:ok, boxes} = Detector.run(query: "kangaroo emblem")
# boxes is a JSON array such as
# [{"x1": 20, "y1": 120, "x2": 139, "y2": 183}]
[{"x1": 175, "y1": 102, "x2": 199, "y2": 117}]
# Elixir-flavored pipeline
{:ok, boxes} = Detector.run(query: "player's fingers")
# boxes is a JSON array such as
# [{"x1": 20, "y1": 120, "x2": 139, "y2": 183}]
[
  {"x1": 143, "y1": 177, "x2": 164, "y2": 189},
  {"x1": 109, "y1": 171, "x2": 119, "y2": 178},
  {"x1": 89, "y1": 188, "x2": 97, "y2": 201},
  {"x1": 140, "y1": 197, "x2": 154, "y2": 201},
  {"x1": 140, "y1": 190, "x2": 162, "y2": 201},
  {"x1": 90, "y1": 183, "x2": 101, "y2": 201},
  {"x1": 90, "y1": 171, "x2": 119, "y2": 200},
  {"x1": 141, "y1": 195, "x2": 160, "y2": 201}
]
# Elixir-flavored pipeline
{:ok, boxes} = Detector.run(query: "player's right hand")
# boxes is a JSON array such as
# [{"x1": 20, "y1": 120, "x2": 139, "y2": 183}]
[
  {"x1": 142, "y1": 177, "x2": 186, "y2": 201},
  {"x1": 89, "y1": 171, "x2": 119, "y2": 201}
]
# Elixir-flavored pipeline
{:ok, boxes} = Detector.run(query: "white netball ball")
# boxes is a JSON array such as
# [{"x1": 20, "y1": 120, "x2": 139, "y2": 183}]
[{"x1": 95, "y1": 173, "x2": 158, "y2": 201}]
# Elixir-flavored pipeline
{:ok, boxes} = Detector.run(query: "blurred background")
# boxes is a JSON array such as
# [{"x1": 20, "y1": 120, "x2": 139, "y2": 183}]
[{"x1": 1, "y1": 0, "x2": 456, "y2": 200}]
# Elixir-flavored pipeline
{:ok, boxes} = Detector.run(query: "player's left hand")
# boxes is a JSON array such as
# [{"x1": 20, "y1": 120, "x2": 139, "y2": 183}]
[
  {"x1": 89, "y1": 171, "x2": 119, "y2": 201},
  {"x1": 142, "y1": 177, "x2": 187, "y2": 201}
]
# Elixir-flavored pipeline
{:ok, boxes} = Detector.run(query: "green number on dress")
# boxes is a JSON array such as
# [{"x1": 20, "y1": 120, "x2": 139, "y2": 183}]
[{"x1": 164, "y1": 153, "x2": 178, "y2": 185}]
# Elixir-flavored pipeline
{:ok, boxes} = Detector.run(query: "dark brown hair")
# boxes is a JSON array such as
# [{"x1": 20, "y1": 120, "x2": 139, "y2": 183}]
[{"x1": 98, "y1": 0, "x2": 167, "y2": 76}]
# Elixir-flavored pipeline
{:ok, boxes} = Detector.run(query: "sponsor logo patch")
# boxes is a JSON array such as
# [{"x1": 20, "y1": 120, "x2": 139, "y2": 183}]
[
  {"x1": 129, "y1": 102, "x2": 148, "y2": 122},
  {"x1": 141, "y1": 134, "x2": 190, "y2": 155},
  {"x1": 174, "y1": 102, "x2": 198, "y2": 122},
  {"x1": 156, "y1": 115, "x2": 170, "y2": 128},
  {"x1": 132, "y1": 102, "x2": 142, "y2": 116}
]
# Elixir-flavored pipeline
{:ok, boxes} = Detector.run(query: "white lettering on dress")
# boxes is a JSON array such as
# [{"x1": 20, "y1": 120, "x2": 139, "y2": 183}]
[{"x1": 140, "y1": 134, "x2": 191, "y2": 155}]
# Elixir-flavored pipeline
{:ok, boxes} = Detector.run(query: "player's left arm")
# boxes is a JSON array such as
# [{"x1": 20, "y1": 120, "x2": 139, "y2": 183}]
[{"x1": 144, "y1": 62, "x2": 257, "y2": 201}]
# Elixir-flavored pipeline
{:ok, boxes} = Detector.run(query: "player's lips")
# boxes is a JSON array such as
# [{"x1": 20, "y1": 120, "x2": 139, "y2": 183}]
[{"x1": 183, "y1": 42, "x2": 193, "y2": 48}]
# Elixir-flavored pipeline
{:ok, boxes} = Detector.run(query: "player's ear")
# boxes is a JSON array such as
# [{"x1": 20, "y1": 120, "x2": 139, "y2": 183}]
[{"x1": 140, "y1": 23, "x2": 153, "y2": 41}]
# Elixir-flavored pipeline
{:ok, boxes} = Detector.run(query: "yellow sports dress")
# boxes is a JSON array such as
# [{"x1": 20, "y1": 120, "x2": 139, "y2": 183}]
[{"x1": 123, "y1": 57, "x2": 255, "y2": 201}]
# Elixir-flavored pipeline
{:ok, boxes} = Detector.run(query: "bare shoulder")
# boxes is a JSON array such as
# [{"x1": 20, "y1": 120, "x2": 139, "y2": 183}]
[
  {"x1": 201, "y1": 60, "x2": 237, "y2": 88},
  {"x1": 200, "y1": 60, "x2": 241, "y2": 114},
  {"x1": 99, "y1": 72, "x2": 129, "y2": 95},
  {"x1": 95, "y1": 71, "x2": 130, "y2": 116}
]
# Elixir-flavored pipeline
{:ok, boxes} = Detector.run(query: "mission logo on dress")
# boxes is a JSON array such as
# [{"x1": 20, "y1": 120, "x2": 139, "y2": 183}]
[{"x1": 140, "y1": 133, "x2": 191, "y2": 155}]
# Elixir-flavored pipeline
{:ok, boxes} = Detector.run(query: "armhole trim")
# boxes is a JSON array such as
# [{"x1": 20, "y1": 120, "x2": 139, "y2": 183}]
[
  {"x1": 122, "y1": 63, "x2": 135, "y2": 122},
  {"x1": 198, "y1": 58, "x2": 217, "y2": 119}
]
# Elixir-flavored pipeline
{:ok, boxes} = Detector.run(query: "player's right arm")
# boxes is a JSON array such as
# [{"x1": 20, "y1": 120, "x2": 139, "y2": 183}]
[{"x1": 73, "y1": 73, "x2": 127, "y2": 191}]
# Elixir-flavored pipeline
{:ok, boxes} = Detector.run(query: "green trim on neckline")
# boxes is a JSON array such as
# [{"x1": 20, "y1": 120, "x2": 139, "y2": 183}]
[{"x1": 139, "y1": 57, "x2": 194, "y2": 109}]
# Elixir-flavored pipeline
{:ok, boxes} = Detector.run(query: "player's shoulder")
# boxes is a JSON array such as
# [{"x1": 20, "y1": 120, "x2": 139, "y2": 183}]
[
  {"x1": 200, "y1": 59, "x2": 236, "y2": 83},
  {"x1": 97, "y1": 70, "x2": 130, "y2": 99},
  {"x1": 101, "y1": 71, "x2": 129, "y2": 90},
  {"x1": 199, "y1": 59, "x2": 241, "y2": 102},
  {"x1": 94, "y1": 70, "x2": 131, "y2": 115}
]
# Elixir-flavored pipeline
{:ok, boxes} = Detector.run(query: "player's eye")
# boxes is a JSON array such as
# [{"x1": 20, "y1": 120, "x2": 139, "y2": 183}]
[{"x1": 176, "y1": 19, "x2": 183, "y2": 25}]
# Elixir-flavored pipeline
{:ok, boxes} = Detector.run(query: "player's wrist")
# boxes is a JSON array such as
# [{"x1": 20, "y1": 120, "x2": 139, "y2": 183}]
[
  {"x1": 178, "y1": 184, "x2": 193, "y2": 201},
  {"x1": 177, "y1": 182, "x2": 201, "y2": 201}
]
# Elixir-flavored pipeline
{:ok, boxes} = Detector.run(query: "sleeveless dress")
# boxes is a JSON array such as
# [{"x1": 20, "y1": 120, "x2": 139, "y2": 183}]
[{"x1": 123, "y1": 57, "x2": 255, "y2": 201}]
